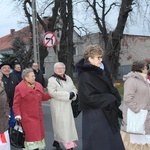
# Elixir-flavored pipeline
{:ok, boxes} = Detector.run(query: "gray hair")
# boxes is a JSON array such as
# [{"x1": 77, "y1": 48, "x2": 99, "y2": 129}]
[
  {"x1": 22, "y1": 68, "x2": 33, "y2": 79},
  {"x1": 54, "y1": 62, "x2": 66, "y2": 71},
  {"x1": 32, "y1": 62, "x2": 38, "y2": 67}
]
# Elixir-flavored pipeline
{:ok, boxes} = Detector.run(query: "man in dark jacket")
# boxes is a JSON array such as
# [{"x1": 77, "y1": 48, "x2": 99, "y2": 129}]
[
  {"x1": 32, "y1": 62, "x2": 46, "y2": 88},
  {"x1": 0, "y1": 62, "x2": 19, "y2": 127},
  {"x1": 11, "y1": 63, "x2": 22, "y2": 82}
]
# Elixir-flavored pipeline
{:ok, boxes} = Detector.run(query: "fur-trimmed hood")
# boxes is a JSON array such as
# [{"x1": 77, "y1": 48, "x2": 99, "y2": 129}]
[{"x1": 123, "y1": 71, "x2": 146, "y2": 82}]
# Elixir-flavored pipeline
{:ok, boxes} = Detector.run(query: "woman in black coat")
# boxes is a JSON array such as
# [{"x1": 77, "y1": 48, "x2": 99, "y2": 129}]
[{"x1": 75, "y1": 44, "x2": 125, "y2": 150}]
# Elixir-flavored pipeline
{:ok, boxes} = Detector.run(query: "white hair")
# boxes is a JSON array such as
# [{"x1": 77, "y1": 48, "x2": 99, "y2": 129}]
[{"x1": 54, "y1": 62, "x2": 66, "y2": 71}]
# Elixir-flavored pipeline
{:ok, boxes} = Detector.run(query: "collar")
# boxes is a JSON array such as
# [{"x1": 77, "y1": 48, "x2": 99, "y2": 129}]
[{"x1": 52, "y1": 73, "x2": 66, "y2": 81}]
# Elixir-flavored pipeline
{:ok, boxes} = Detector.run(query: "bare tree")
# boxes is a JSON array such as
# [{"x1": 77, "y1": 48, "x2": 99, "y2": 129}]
[
  {"x1": 58, "y1": 0, "x2": 74, "y2": 77},
  {"x1": 13, "y1": 0, "x2": 149, "y2": 80},
  {"x1": 22, "y1": 0, "x2": 59, "y2": 69},
  {"x1": 14, "y1": 0, "x2": 74, "y2": 77},
  {"x1": 82, "y1": 0, "x2": 134, "y2": 80}
]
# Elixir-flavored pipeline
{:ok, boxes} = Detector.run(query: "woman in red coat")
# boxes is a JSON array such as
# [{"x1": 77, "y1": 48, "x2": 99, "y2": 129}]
[{"x1": 13, "y1": 68, "x2": 51, "y2": 150}]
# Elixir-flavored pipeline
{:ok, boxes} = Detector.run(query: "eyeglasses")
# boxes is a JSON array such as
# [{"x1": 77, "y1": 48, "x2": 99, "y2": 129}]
[{"x1": 56, "y1": 67, "x2": 65, "y2": 70}]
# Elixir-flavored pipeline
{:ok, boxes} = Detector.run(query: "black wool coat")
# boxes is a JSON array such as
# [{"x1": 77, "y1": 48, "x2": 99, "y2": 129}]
[
  {"x1": 2, "y1": 74, "x2": 19, "y2": 107},
  {"x1": 76, "y1": 59, "x2": 125, "y2": 150},
  {"x1": 76, "y1": 59, "x2": 121, "y2": 111},
  {"x1": 33, "y1": 69, "x2": 46, "y2": 88}
]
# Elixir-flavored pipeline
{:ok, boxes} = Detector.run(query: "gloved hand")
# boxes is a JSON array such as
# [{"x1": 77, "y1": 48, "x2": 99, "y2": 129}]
[{"x1": 69, "y1": 92, "x2": 75, "y2": 100}]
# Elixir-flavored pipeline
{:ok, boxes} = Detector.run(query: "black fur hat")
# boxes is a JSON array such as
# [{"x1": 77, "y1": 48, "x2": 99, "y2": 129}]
[{"x1": 0, "y1": 62, "x2": 12, "y2": 69}]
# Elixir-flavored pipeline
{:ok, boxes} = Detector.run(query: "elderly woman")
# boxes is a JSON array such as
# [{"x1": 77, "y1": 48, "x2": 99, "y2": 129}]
[
  {"x1": 13, "y1": 68, "x2": 51, "y2": 150},
  {"x1": 75, "y1": 44, "x2": 125, "y2": 150},
  {"x1": 121, "y1": 60, "x2": 150, "y2": 150},
  {"x1": 48, "y1": 62, "x2": 78, "y2": 150},
  {"x1": 0, "y1": 72, "x2": 10, "y2": 150}
]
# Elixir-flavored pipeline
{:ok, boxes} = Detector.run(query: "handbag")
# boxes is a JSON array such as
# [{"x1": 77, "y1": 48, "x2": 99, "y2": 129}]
[
  {"x1": 126, "y1": 108, "x2": 148, "y2": 134},
  {"x1": 71, "y1": 95, "x2": 81, "y2": 118},
  {"x1": 9, "y1": 121, "x2": 25, "y2": 148}
]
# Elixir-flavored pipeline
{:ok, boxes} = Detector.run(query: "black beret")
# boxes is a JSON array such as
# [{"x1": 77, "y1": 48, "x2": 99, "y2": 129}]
[{"x1": 0, "y1": 62, "x2": 12, "y2": 69}]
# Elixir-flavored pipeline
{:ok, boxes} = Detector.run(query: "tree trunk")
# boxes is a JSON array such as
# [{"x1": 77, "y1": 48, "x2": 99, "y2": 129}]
[
  {"x1": 58, "y1": 0, "x2": 67, "y2": 64},
  {"x1": 58, "y1": 0, "x2": 74, "y2": 78},
  {"x1": 104, "y1": 0, "x2": 134, "y2": 80},
  {"x1": 66, "y1": 0, "x2": 74, "y2": 78}
]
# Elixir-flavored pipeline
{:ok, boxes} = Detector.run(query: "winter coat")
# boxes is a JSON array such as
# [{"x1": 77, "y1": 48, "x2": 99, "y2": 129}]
[
  {"x1": 75, "y1": 59, "x2": 125, "y2": 150},
  {"x1": 11, "y1": 70, "x2": 22, "y2": 82},
  {"x1": 47, "y1": 74, "x2": 78, "y2": 143},
  {"x1": 2, "y1": 74, "x2": 19, "y2": 107},
  {"x1": 33, "y1": 69, "x2": 46, "y2": 88},
  {"x1": 0, "y1": 86, "x2": 10, "y2": 133},
  {"x1": 13, "y1": 80, "x2": 51, "y2": 142},
  {"x1": 121, "y1": 71, "x2": 150, "y2": 134}
]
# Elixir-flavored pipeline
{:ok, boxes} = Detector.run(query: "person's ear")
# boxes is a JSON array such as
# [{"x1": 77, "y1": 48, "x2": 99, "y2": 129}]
[{"x1": 88, "y1": 57, "x2": 93, "y2": 63}]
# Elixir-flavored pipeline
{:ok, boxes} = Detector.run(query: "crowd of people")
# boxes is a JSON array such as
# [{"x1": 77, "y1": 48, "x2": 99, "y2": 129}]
[{"x1": 0, "y1": 44, "x2": 150, "y2": 150}]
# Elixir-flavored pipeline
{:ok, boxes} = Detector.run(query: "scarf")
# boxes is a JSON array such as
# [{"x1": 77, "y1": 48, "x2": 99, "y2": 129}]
[
  {"x1": 51, "y1": 73, "x2": 66, "y2": 86},
  {"x1": 24, "y1": 80, "x2": 35, "y2": 89},
  {"x1": 52, "y1": 73, "x2": 66, "y2": 81},
  {"x1": 139, "y1": 72, "x2": 147, "y2": 81}
]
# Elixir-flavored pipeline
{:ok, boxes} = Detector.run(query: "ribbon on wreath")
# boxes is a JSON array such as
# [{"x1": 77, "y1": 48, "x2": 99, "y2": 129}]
[{"x1": 0, "y1": 133, "x2": 7, "y2": 143}]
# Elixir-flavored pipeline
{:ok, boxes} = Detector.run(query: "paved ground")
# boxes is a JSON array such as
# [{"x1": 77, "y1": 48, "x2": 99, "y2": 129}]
[{"x1": 11, "y1": 100, "x2": 82, "y2": 150}]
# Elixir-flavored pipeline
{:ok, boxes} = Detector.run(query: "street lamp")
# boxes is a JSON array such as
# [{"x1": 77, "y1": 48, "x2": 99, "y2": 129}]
[{"x1": 32, "y1": 0, "x2": 40, "y2": 68}]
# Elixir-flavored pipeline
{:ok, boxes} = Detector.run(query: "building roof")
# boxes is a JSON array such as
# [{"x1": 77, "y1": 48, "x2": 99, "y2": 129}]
[
  {"x1": 0, "y1": 26, "x2": 31, "y2": 51},
  {"x1": 0, "y1": 17, "x2": 50, "y2": 52}
]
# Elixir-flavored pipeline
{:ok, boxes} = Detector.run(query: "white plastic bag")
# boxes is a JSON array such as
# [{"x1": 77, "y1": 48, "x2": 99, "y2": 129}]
[
  {"x1": 126, "y1": 108, "x2": 148, "y2": 134},
  {"x1": 0, "y1": 130, "x2": 11, "y2": 150},
  {"x1": 14, "y1": 124, "x2": 24, "y2": 133}
]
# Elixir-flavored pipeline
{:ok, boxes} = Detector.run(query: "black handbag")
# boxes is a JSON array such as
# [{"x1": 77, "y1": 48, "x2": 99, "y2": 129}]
[
  {"x1": 9, "y1": 120, "x2": 25, "y2": 148},
  {"x1": 71, "y1": 95, "x2": 81, "y2": 118}
]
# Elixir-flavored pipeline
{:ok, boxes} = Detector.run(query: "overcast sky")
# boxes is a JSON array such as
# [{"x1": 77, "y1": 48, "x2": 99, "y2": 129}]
[
  {"x1": 0, "y1": 1, "x2": 22, "y2": 37},
  {"x1": 0, "y1": 0, "x2": 150, "y2": 38}
]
